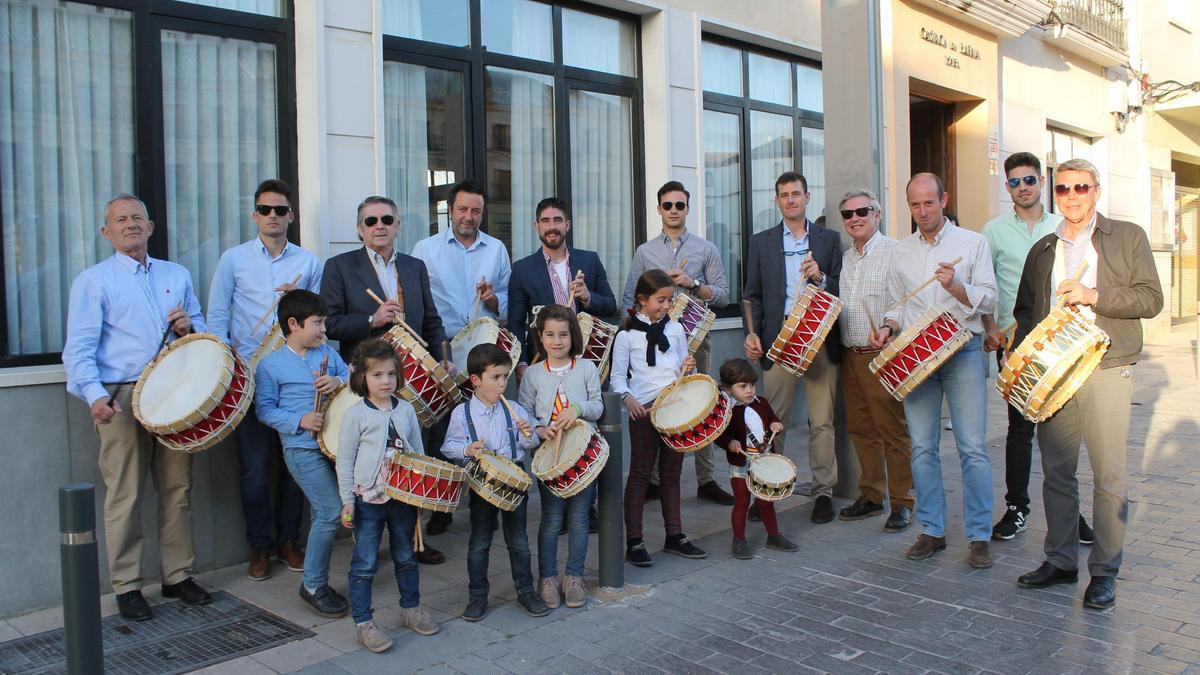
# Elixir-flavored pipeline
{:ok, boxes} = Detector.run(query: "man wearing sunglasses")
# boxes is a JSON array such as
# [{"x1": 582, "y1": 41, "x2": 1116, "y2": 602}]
[
  {"x1": 1012, "y1": 158, "x2": 1162, "y2": 610},
  {"x1": 622, "y1": 180, "x2": 733, "y2": 506},
  {"x1": 320, "y1": 195, "x2": 450, "y2": 561},
  {"x1": 743, "y1": 171, "x2": 843, "y2": 525},
  {"x1": 208, "y1": 179, "x2": 324, "y2": 581}
]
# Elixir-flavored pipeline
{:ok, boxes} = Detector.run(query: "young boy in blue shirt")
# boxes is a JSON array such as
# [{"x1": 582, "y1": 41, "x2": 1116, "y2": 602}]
[{"x1": 255, "y1": 289, "x2": 350, "y2": 617}]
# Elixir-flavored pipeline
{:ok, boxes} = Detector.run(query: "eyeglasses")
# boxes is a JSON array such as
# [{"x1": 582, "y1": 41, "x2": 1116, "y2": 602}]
[
  {"x1": 362, "y1": 215, "x2": 396, "y2": 227},
  {"x1": 1006, "y1": 175, "x2": 1039, "y2": 189},
  {"x1": 1053, "y1": 183, "x2": 1097, "y2": 196},
  {"x1": 255, "y1": 204, "x2": 290, "y2": 216},
  {"x1": 840, "y1": 206, "x2": 875, "y2": 220},
  {"x1": 781, "y1": 247, "x2": 810, "y2": 257},
  {"x1": 660, "y1": 201, "x2": 688, "y2": 212}
]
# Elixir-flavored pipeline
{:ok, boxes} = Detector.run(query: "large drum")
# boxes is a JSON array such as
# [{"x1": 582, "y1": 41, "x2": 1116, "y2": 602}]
[
  {"x1": 383, "y1": 323, "x2": 461, "y2": 427},
  {"x1": 531, "y1": 421, "x2": 609, "y2": 499},
  {"x1": 746, "y1": 454, "x2": 797, "y2": 502},
  {"x1": 869, "y1": 308, "x2": 971, "y2": 401},
  {"x1": 465, "y1": 453, "x2": 532, "y2": 511},
  {"x1": 248, "y1": 322, "x2": 284, "y2": 371},
  {"x1": 452, "y1": 317, "x2": 521, "y2": 397},
  {"x1": 997, "y1": 305, "x2": 1110, "y2": 423},
  {"x1": 767, "y1": 286, "x2": 844, "y2": 377},
  {"x1": 385, "y1": 453, "x2": 466, "y2": 513},
  {"x1": 650, "y1": 374, "x2": 733, "y2": 453},
  {"x1": 668, "y1": 293, "x2": 715, "y2": 355},
  {"x1": 578, "y1": 312, "x2": 617, "y2": 381},
  {"x1": 316, "y1": 384, "x2": 362, "y2": 460},
  {"x1": 132, "y1": 333, "x2": 254, "y2": 453}
]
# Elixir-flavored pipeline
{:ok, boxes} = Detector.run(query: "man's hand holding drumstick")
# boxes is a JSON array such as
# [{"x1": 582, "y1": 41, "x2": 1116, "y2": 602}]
[
  {"x1": 741, "y1": 298, "x2": 764, "y2": 360},
  {"x1": 366, "y1": 288, "x2": 404, "y2": 328},
  {"x1": 569, "y1": 269, "x2": 590, "y2": 307}
]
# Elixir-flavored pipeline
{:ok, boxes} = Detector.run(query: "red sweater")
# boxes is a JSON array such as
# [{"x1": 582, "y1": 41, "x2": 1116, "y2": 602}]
[{"x1": 714, "y1": 396, "x2": 781, "y2": 467}]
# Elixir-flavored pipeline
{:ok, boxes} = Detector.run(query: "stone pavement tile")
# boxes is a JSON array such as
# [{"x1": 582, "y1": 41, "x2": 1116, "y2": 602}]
[
  {"x1": 738, "y1": 615, "x2": 809, "y2": 642},
  {"x1": 744, "y1": 633, "x2": 819, "y2": 663},
  {"x1": 690, "y1": 634, "x2": 766, "y2": 662},
  {"x1": 411, "y1": 665, "x2": 458, "y2": 674},
  {"x1": 748, "y1": 652, "x2": 823, "y2": 674},
  {"x1": 694, "y1": 652, "x2": 772, "y2": 675},
  {"x1": 890, "y1": 629, "x2": 967, "y2": 659},
  {"x1": 292, "y1": 663, "x2": 354, "y2": 674},
  {"x1": 899, "y1": 648, "x2": 980, "y2": 674},
  {"x1": 330, "y1": 619, "x2": 507, "y2": 673},
  {"x1": 311, "y1": 617, "x2": 367, "y2": 655},
  {"x1": 433, "y1": 652, "x2": 511, "y2": 674},
  {"x1": 844, "y1": 650, "x2": 927, "y2": 675},
  {"x1": 800, "y1": 651, "x2": 881, "y2": 675},
  {"x1": 534, "y1": 653, "x2": 607, "y2": 674},
  {"x1": 1151, "y1": 642, "x2": 1200, "y2": 666},
  {"x1": 6, "y1": 603, "x2": 64, "y2": 635},
  {"x1": 0, "y1": 620, "x2": 21, "y2": 641},
  {"x1": 648, "y1": 651, "x2": 722, "y2": 674},
  {"x1": 251, "y1": 637, "x2": 344, "y2": 673},
  {"x1": 594, "y1": 654, "x2": 666, "y2": 674},
  {"x1": 192, "y1": 655, "x2": 279, "y2": 674}
]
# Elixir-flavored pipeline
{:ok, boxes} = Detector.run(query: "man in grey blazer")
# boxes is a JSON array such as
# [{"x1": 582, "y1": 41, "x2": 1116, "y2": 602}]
[{"x1": 743, "y1": 172, "x2": 843, "y2": 524}]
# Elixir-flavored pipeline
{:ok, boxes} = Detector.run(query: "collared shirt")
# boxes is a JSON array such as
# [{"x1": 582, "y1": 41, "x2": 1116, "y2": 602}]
[
  {"x1": 609, "y1": 315, "x2": 688, "y2": 405},
  {"x1": 544, "y1": 250, "x2": 571, "y2": 306},
  {"x1": 440, "y1": 395, "x2": 540, "y2": 464},
  {"x1": 982, "y1": 208, "x2": 1061, "y2": 328},
  {"x1": 206, "y1": 237, "x2": 323, "y2": 357},
  {"x1": 839, "y1": 230, "x2": 897, "y2": 348},
  {"x1": 64, "y1": 253, "x2": 206, "y2": 407},
  {"x1": 883, "y1": 220, "x2": 997, "y2": 335},
  {"x1": 1052, "y1": 215, "x2": 1100, "y2": 320},
  {"x1": 253, "y1": 342, "x2": 348, "y2": 451},
  {"x1": 411, "y1": 229, "x2": 511, "y2": 337},
  {"x1": 621, "y1": 229, "x2": 730, "y2": 311},
  {"x1": 781, "y1": 220, "x2": 827, "y2": 302},
  {"x1": 368, "y1": 247, "x2": 400, "y2": 301}
]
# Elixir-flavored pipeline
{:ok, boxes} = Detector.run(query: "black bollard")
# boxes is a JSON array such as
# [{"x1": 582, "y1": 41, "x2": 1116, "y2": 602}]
[
  {"x1": 597, "y1": 392, "x2": 625, "y2": 591},
  {"x1": 59, "y1": 483, "x2": 104, "y2": 674}
]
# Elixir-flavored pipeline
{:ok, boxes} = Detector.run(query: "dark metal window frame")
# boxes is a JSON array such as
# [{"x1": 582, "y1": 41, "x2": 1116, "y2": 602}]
[
  {"x1": 701, "y1": 35, "x2": 824, "y2": 317},
  {"x1": 0, "y1": 0, "x2": 298, "y2": 367},
  {"x1": 381, "y1": 0, "x2": 646, "y2": 256}
]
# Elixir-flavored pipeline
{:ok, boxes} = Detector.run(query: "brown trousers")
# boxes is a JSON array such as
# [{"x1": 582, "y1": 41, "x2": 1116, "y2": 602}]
[{"x1": 839, "y1": 350, "x2": 914, "y2": 508}]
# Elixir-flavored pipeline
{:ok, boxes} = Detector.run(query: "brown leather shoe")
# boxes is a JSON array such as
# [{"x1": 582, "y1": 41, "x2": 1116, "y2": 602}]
[
  {"x1": 967, "y1": 540, "x2": 993, "y2": 569},
  {"x1": 277, "y1": 542, "x2": 305, "y2": 572},
  {"x1": 248, "y1": 548, "x2": 272, "y2": 581},
  {"x1": 905, "y1": 534, "x2": 947, "y2": 561},
  {"x1": 415, "y1": 545, "x2": 446, "y2": 565}
]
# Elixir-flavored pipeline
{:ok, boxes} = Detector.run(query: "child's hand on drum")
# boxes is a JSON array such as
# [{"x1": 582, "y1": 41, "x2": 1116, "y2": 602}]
[
  {"x1": 340, "y1": 505, "x2": 354, "y2": 529},
  {"x1": 465, "y1": 440, "x2": 486, "y2": 458},
  {"x1": 300, "y1": 411, "x2": 324, "y2": 431},
  {"x1": 624, "y1": 396, "x2": 647, "y2": 420},
  {"x1": 536, "y1": 425, "x2": 552, "y2": 441},
  {"x1": 682, "y1": 355, "x2": 696, "y2": 374},
  {"x1": 769, "y1": 421, "x2": 784, "y2": 434},
  {"x1": 314, "y1": 374, "x2": 340, "y2": 394},
  {"x1": 554, "y1": 407, "x2": 579, "y2": 431}
]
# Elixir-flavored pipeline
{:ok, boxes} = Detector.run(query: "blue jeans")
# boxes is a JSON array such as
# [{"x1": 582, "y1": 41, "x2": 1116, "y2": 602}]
[
  {"x1": 902, "y1": 336, "x2": 993, "y2": 541},
  {"x1": 349, "y1": 497, "x2": 419, "y2": 624},
  {"x1": 537, "y1": 483, "x2": 591, "y2": 578},
  {"x1": 282, "y1": 447, "x2": 341, "y2": 589},
  {"x1": 467, "y1": 489, "x2": 534, "y2": 601},
  {"x1": 235, "y1": 405, "x2": 304, "y2": 549}
]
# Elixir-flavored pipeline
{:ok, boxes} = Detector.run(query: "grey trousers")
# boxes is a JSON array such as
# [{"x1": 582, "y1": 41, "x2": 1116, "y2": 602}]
[
  {"x1": 651, "y1": 339, "x2": 715, "y2": 486},
  {"x1": 1038, "y1": 365, "x2": 1132, "y2": 576}
]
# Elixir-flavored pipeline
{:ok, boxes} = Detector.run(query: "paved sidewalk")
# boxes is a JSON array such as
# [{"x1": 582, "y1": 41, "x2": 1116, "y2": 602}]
[{"x1": 5, "y1": 331, "x2": 1200, "y2": 673}]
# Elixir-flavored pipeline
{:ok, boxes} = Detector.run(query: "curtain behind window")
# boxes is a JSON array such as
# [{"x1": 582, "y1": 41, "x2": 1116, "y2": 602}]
[{"x1": 384, "y1": 61, "x2": 432, "y2": 253}]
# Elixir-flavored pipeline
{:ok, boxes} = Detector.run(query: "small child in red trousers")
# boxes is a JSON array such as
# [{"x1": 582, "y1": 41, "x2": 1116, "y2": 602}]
[{"x1": 713, "y1": 358, "x2": 799, "y2": 559}]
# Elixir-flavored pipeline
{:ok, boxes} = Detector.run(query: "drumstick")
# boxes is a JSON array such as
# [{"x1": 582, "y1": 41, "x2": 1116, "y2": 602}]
[
  {"x1": 311, "y1": 353, "x2": 329, "y2": 439},
  {"x1": 249, "y1": 273, "x2": 303, "y2": 337},
  {"x1": 886, "y1": 256, "x2": 963, "y2": 312},
  {"x1": 440, "y1": 340, "x2": 452, "y2": 367},
  {"x1": 155, "y1": 300, "x2": 186, "y2": 353},
  {"x1": 395, "y1": 276, "x2": 406, "y2": 324},
  {"x1": 500, "y1": 395, "x2": 532, "y2": 438},
  {"x1": 365, "y1": 288, "x2": 398, "y2": 322},
  {"x1": 1055, "y1": 260, "x2": 1090, "y2": 309},
  {"x1": 413, "y1": 511, "x2": 425, "y2": 553},
  {"x1": 861, "y1": 298, "x2": 877, "y2": 334},
  {"x1": 741, "y1": 299, "x2": 756, "y2": 336}
]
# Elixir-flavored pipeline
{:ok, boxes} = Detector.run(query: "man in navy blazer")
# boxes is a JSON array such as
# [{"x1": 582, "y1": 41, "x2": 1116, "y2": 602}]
[
  {"x1": 508, "y1": 197, "x2": 617, "y2": 379},
  {"x1": 743, "y1": 172, "x2": 843, "y2": 525}
]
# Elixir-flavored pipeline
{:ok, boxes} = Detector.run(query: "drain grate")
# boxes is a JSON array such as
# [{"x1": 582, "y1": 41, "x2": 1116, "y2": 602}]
[{"x1": 0, "y1": 591, "x2": 314, "y2": 674}]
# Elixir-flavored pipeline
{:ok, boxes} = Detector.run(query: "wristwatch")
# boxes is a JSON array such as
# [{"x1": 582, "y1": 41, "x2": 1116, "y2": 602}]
[{"x1": 691, "y1": 278, "x2": 702, "y2": 290}]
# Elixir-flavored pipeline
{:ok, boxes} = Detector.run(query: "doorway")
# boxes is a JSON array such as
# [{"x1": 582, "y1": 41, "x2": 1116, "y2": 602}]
[{"x1": 909, "y1": 95, "x2": 957, "y2": 228}]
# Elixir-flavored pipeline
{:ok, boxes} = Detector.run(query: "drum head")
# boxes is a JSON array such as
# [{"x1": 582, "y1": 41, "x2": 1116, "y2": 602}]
[
  {"x1": 318, "y1": 386, "x2": 363, "y2": 459},
  {"x1": 751, "y1": 455, "x2": 796, "y2": 487},
  {"x1": 452, "y1": 318, "x2": 500, "y2": 374},
  {"x1": 137, "y1": 335, "x2": 231, "y2": 427},
  {"x1": 653, "y1": 377, "x2": 717, "y2": 430},
  {"x1": 532, "y1": 421, "x2": 590, "y2": 476},
  {"x1": 479, "y1": 453, "x2": 530, "y2": 488}
]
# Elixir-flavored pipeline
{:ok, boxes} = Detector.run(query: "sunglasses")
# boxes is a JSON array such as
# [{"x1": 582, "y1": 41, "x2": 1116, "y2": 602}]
[
  {"x1": 363, "y1": 215, "x2": 396, "y2": 227},
  {"x1": 1054, "y1": 183, "x2": 1096, "y2": 196},
  {"x1": 840, "y1": 206, "x2": 875, "y2": 220},
  {"x1": 254, "y1": 204, "x2": 290, "y2": 216},
  {"x1": 1006, "y1": 175, "x2": 1038, "y2": 189},
  {"x1": 660, "y1": 201, "x2": 688, "y2": 212}
]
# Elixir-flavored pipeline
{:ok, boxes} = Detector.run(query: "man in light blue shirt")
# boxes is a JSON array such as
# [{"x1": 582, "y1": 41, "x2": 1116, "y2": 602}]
[
  {"x1": 63, "y1": 193, "x2": 210, "y2": 621},
  {"x1": 206, "y1": 179, "x2": 322, "y2": 580}
]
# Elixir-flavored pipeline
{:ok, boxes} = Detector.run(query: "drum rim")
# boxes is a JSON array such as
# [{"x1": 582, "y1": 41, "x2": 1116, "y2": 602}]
[
  {"x1": 476, "y1": 453, "x2": 533, "y2": 491},
  {"x1": 157, "y1": 361, "x2": 255, "y2": 453},
  {"x1": 317, "y1": 384, "x2": 364, "y2": 460},
  {"x1": 540, "y1": 435, "x2": 609, "y2": 498},
  {"x1": 393, "y1": 452, "x2": 468, "y2": 481},
  {"x1": 249, "y1": 322, "x2": 285, "y2": 371},
  {"x1": 466, "y1": 460, "x2": 527, "y2": 511},
  {"x1": 658, "y1": 388, "x2": 733, "y2": 453},
  {"x1": 767, "y1": 287, "x2": 844, "y2": 376},
  {"x1": 651, "y1": 374, "x2": 720, "y2": 434},
  {"x1": 869, "y1": 308, "x2": 970, "y2": 400},
  {"x1": 531, "y1": 420, "x2": 600, "y2": 477},
  {"x1": 133, "y1": 333, "x2": 238, "y2": 433},
  {"x1": 748, "y1": 454, "x2": 798, "y2": 489},
  {"x1": 386, "y1": 324, "x2": 463, "y2": 425},
  {"x1": 450, "y1": 317, "x2": 522, "y2": 374},
  {"x1": 998, "y1": 306, "x2": 1110, "y2": 422}
]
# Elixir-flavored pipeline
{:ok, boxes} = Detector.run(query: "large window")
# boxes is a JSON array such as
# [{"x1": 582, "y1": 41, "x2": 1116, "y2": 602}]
[
  {"x1": 382, "y1": 0, "x2": 642, "y2": 305},
  {"x1": 0, "y1": 0, "x2": 294, "y2": 365},
  {"x1": 701, "y1": 39, "x2": 823, "y2": 309}
]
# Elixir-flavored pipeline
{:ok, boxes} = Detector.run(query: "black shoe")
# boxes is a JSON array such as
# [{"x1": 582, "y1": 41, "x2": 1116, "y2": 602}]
[
  {"x1": 626, "y1": 540, "x2": 653, "y2": 567},
  {"x1": 811, "y1": 495, "x2": 834, "y2": 524},
  {"x1": 992, "y1": 505, "x2": 1029, "y2": 540},
  {"x1": 748, "y1": 499, "x2": 761, "y2": 522},
  {"x1": 838, "y1": 497, "x2": 884, "y2": 521},
  {"x1": 517, "y1": 593, "x2": 550, "y2": 617},
  {"x1": 299, "y1": 584, "x2": 349, "y2": 618},
  {"x1": 732, "y1": 538, "x2": 752, "y2": 560},
  {"x1": 116, "y1": 590, "x2": 152, "y2": 621},
  {"x1": 697, "y1": 481, "x2": 735, "y2": 505},
  {"x1": 663, "y1": 534, "x2": 707, "y2": 559},
  {"x1": 161, "y1": 578, "x2": 212, "y2": 606},
  {"x1": 462, "y1": 597, "x2": 487, "y2": 622},
  {"x1": 1078, "y1": 515, "x2": 1095, "y2": 545},
  {"x1": 884, "y1": 506, "x2": 912, "y2": 532},
  {"x1": 588, "y1": 506, "x2": 599, "y2": 534},
  {"x1": 765, "y1": 535, "x2": 798, "y2": 552},
  {"x1": 1017, "y1": 561, "x2": 1079, "y2": 589},
  {"x1": 1083, "y1": 576, "x2": 1116, "y2": 609},
  {"x1": 426, "y1": 512, "x2": 452, "y2": 535},
  {"x1": 415, "y1": 545, "x2": 446, "y2": 565},
  {"x1": 645, "y1": 483, "x2": 660, "y2": 501}
]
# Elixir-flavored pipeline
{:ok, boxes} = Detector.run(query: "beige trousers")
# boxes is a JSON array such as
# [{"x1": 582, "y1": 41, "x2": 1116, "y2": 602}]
[{"x1": 762, "y1": 345, "x2": 838, "y2": 498}]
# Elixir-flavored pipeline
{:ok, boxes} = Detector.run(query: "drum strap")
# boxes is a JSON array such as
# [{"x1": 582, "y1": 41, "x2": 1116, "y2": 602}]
[{"x1": 463, "y1": 397, "x2": 517, "y2": 458}]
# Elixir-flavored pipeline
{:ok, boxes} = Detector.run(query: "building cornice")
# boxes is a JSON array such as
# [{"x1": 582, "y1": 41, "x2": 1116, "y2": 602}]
[{"x1": 907, "y1": 0, "x2": 1049, "y2": 39}]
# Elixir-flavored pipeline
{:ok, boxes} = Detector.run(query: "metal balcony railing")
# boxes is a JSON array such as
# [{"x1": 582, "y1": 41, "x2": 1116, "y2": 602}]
[{"x1": 1045, "y1": 0, "x2": 1127, "y2": 52}]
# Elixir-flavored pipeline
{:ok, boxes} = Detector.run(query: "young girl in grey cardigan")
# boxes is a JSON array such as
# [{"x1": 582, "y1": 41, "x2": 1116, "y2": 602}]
[
  {"x1": 335, "y1": 339, "x2": 438, "y2": 653},
  {"x1": 517, "y1": 305, "x2": 603, "y2": 610}
]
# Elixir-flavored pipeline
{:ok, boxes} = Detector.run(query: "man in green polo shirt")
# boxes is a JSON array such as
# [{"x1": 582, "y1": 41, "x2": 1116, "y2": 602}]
[{"x1": 982, "y1": 152, "x2": 1091, "y2": 544}]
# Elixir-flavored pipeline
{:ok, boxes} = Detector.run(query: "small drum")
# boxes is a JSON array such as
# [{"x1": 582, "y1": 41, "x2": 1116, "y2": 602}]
[
  {"x1": 668, "y1": 293, "x2": 715, "y2": 355},
  {"x1": 383, "y1": 323, "x2": 461, "y2": 427},
  {"x1": 452, "y1": 317, "x2": 522, "y2": 397},
  {"x1": 316, "y1": 384, "x2": 362, "y2": 460},
  {"x1": 132, "y1": 333, "x2": 254, "y2": 453},
  {"x1": 385, "y1": 453, "x2": 467, "y2": 513},
  {"x1": 746, "y1": 454, "x2": 798, "y2": 502},
  {"x1": 578, "y1": 312, "x2": 617, "y2": 381},
  {"x1": 465, "y1": 453, "x2": 532, "y2": 511},
  {"x1": 248, "y1": 322, "x2": 284, "y2": 371},
  {"x1": 531, "y1": 421, "x2": 609, "y2": 499},
  {"x1": 997, "y1": 305, "x2": 1110, "y2": 423},
  {"x1": 767, "y1": 286, "x2": 844, "y2": 377},
  {"x1": 869, "y1": 307, "x2": 971, "y2": 401},
  {"x1": 650, "y1": 374, "x2": 733, "y2": 453}
]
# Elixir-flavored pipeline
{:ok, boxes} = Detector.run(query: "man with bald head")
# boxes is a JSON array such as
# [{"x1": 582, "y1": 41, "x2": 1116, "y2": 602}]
[{"x1": 874, "y1": 173, "x2": 997, "y2": 569}]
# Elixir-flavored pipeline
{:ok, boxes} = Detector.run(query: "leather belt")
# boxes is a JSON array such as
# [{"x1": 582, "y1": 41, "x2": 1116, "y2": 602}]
[{"x1": 849, "y1": 347, "x2": 880, "y2": 354}]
